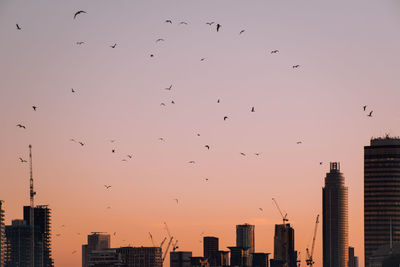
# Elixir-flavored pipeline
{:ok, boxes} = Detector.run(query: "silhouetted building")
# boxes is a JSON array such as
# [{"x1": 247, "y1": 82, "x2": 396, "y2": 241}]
[
  {"x1": 23, "y1": 205, "x2": 54, "y2": 267},
  {"x1": 365, "y1": 137, "x2": 400, "y2": 266},
  {"x1": 269, "y1": 259, "x2": 285, "y2": 267},
  {"x1": 215, "y1": 251, "x2": 229, "y2": 267},
  {"x1": 229, "y1": 247, "x2": 250, "y2": 267},
  {"x1": 83, "y1": 233, "x2": 111, "y2": 267},
  {"x1": 349, "y1": 247, "x2": 358, "y2": 267},
  {"x1": 368, "y1": 242, "x2": 400, "y2": 267},
  {"x1": 204, "y1": 237, "x2": 218, "y2": 266},
  {"x1": 236, "y1": 224, "x2": 255, "y2": 266},
  {"x1": 190, "y1": 256, "x2": 209, "y2": 267},
  {"x1": 171, "y1": 251, "x2": 192, "y2": 267},
  {"x1": 0, "y1": 201, "x2": 5, "y2": 267},
  {"x1": 252, "y1": 253, "x2": 270, "y2": 267},
  {"x1": 273, "y1": 224, "x2": 297, "y2": 267},
  {"x1": 116, "y1": 247, "x2": 162, "y2": 267},
  {"x1": 323, "y1": 162, "x2": 348, "y2": 267},
  {"x1": 87, "y1": 249, "x2": 122, "y2": 267},
  {"x1": 5, "y1": 220, "x2": 37, "y2": 267}
]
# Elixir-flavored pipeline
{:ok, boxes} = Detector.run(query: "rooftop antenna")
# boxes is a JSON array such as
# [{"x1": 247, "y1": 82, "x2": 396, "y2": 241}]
[{"x1": 29, "y1": 144, "x2": 36, "y2": 267}]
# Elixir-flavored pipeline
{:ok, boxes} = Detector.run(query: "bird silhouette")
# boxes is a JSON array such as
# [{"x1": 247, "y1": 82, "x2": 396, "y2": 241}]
[
  {"x1": 363, "y1": 105, "x2": 367, "y2": 111},
  {"x1": 271, "y1": 50, "x2": 279, "y2": 54},
  {"x1": 72, "y1": 250, "x2": 77, "y2": 254},
  {"x1": 173, "y1": 198, "x2": 179, "y2": 204},
  {"x1": 70, "y1": 139, "x2": 76, "y2": 142},
  {"x1": 179, "y1": 21, "x2": 188, "y2": 25},
  {"x1": 223, "y1": 116, "x2": 228, "y2": 121},
  {"x1": 19, "y1": 157, "x2": 27, "y2": 163},
  {"x1": 104, "y1": 185, "x2": 112, "y2": 189},
  {"x1": 205, "y1": 178, "x2": 209, "y2": 181},
  {"x1": 320, "y1": 162, "x2": 323, "y2": 165},
  {"x1": 292, "y1": 65, "x2": 300, "y2": 68},
  {"x1": 159, "y1": 138, "x2": 165, "y2": 142},
  {"x1": 56, "y1": 234, "x2": 61, "y2": 237},
  {"x1": 112, "y1": 149, "x2": 115, "y2": 153},
  {"x1": 255, "y1": 153, "x2": 260, "y2": 156},
  {"x1": 217, "y1": 99, "x2": 220, "y2": 103},
  {"x1": 188, "y1": 161, "x2": 195, "y2": 164},
  {"x1": 16, "y1": 24, "x2": 21, "y2": 30},
  {"x1": 216, "y1": 24, "x2": 221, "y2": 32},
  {"x1": 73, "y1": 10, "x2": 87, "y2": 19},
  {"x1": 127, "y1": 155, "x2": 133, "y2": 159},
  {"x1": 160, "y1": 103, "x2": 166, "y2": 106},
  {"x1": 165, "y1": 20, "x2": 172, "y2": 24},
  {"x1": 259, "y1": 208, "x2": 263, "y2": 212},
  {"x1": 205, "y1": 145, "x2": 210, "y2": 150},
  {"x1": 122, "y1": 159, "x2": 127, "y2": 162},
  {"x1": 197, "y1": 133, "x2": 201, "y2": 136},
  {"x1": 206, "y1": 22, "x2": 215, "y2": 26},
  {"x1": 171, "y1": 100, "x2": 175, "y2": 104},
  {"x1": 150, "y1": 54, "x2": 154, "y2": 57},
  {"x1": 110, "y1": 43, "x2": 117, "y2": 48},
  {"x1": 16, "y1": 124, "x2": 26, "y2": 129},
  {"x1": 113, "y1": 232, "x2": 116, "y2": 236},
  {"x1": 239, "y1": 30, "x2": 245, "y2": 35},
  {"x1": 368, "y1": 111, "x2": 373, "y2": 117},
  {"x1": 251, "y1": 107, "x2": 255, "y2": 112},
  {"x1": 200, "y1": 58, "x2": 206, "y2": 61},
  {"x1": 71, "y1": 88, "x2": 75, "y2": 93},
  {"x1": 296, "y1": 141, "x2": 302, "y2": 144},
  {"x1": 76, "y1": 41, "x2": 85, "y2": 45},
  {"x1": 32, "y1": 106, "x2": 37, "y2": 111},
  {"x1": 156, "y1": 38, "x2": 165, "y2": 43},
  {"x1": 165, "y1": 85, "x2": 172, "y2": 90},
  {"x1": 110, "y1": 140, "x2": 116, "y2": 143},
  {"x1": 78, "y1": 142, "x2": 85, "y2": 146},
  {"x1": 240, "y1": 153, "x2": 246, "y2": 156}
]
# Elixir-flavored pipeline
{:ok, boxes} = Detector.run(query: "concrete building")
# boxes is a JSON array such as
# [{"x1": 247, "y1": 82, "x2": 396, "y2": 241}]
[
  {"x1": 364, "y1": 136, "x2": 400, "y2": 266},
  {"x1": 236, "y1": 224, "x2": 255, "y2": 266},
  {"x1": 82, "y1": 233, "x2": 111, "y2": 267},
  {"x1": 323, "y1": 162, "x2": 348, "y2": 267},
  {"x1": 215, "y1": 251, "x2": 229, "y2": 267},
  {"x1": 23, "y1": 205, "x2": 54, "y2": 267},
  {"x1": 252, "y1": 253, "x2": 270, "y2": 267},
  {"x1": 203, "y1": 237, "x2": 218, "y2": 266},
  {"x1": 170, "y1": 251, "x2": 192, "y2": 267},
  {"x1": 273, "y1": 224, "x2": 297, "y2": 267},
  {"x1": 228, "y1": 247, "x2": 250, "y2": 267},
  {"x1": 0, "y1": 201, "x2": 5, "y2": 267},
  {"x1": 116, "y1": 246, "x2": 162, "y2": 267},
  {"x1": 348, "y1": 247, "x2": 359, "y2": 267},
  {"x1": 87, "y1": 249, "x2": 122, "y2": 267}
]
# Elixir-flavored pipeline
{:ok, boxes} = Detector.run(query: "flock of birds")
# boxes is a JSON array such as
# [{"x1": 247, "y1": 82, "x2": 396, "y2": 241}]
[{"x1": 12, "y1": 8, "x2": 375, "y2": 256}]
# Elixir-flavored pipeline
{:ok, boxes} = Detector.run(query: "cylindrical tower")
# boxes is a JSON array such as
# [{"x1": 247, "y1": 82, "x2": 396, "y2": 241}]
[{"x1": 323, "y1": 162, "x2": 348, "y2": 267}]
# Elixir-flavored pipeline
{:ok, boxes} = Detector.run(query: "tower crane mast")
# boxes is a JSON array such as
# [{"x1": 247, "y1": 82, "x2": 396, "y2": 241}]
[
  {"x1": 306, "y1": 214, "x2": 319, "y2": 266},
  {"x1": 272, "y1": 198, "x2": 289, "y2": 226}
]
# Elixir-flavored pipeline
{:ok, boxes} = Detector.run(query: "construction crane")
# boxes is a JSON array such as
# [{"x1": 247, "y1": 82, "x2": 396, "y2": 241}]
[
  {"x1": 29, "y1": 145, "x2": 36, "y2": 267},
  {"x1": 164, "y1": 222, "x2": 172, "y2": 238},
  {"x1": 162, "y1": 236, "x2": 174, "y2": 263},
  {"x1": 272, "y1": 198, "x2": 289, "y2": 226},
  {"x1": 297, "y1": 251, "x2": 301, "y2": 267},
  {"x1": 306, "y1": 214, "x2": 319, "y2": 266},
  {"x1": 172, "y1": 239, "x2": 179, "y2": 252},
  {"x1": 148, "y1": 232, "x2": 156, "y2": 247},
  {"x1": 160, "y1": 237, "x2": 167, "y2": 248}
]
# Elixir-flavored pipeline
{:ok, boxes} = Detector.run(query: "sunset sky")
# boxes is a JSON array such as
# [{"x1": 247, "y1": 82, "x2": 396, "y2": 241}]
[{"x1": 1, "y1": 1, "x2": 400, "y2": 266}]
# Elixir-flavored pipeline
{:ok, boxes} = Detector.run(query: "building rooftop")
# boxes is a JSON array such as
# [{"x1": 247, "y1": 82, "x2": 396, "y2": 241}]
[{"x1": 371, "y1": 135, "x2": 400, "y2": 146}]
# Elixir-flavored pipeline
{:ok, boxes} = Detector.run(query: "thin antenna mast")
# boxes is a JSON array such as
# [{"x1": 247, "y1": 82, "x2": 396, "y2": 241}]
[{"x1": 29, "y1": 144, "x2": 36, "y2": 267}]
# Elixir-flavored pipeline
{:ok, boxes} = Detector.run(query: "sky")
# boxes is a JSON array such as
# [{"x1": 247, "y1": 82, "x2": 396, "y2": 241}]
[{"x1": 1, "y1": 0, "x2": 400, "y2": 266}]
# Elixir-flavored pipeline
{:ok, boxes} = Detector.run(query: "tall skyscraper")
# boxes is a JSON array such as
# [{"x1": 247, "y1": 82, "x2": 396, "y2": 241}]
[
  {"x1": 23, "y1": 205, "x2": 54, "y2": 267},
  {"x1": 273, "y1": 224, "x2": 297, "y2": 267},
  {"x1": 82, "y1": 232, "x2": 111, "y2": 267},
  {"x1": 170, "y1": 251, "x2": 192, "y2": 267},
  {"x1": 0, "y1": 201, "x2": 5, "y2": 267},
  {"x1": 322, "y1": 162, "x2": 348, "y2": 267},
  {"x1": 364, "y1": 136, "x2": 400, "y2": 266},
  {"x1": 203, "y1": 236, "x2": 219, "y2": 266},
  {"x1": 236, "y1": 224, "x2": 255, "y2": 266}
]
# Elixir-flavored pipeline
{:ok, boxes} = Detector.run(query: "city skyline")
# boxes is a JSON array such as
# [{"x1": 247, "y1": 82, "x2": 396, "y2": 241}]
[{"x1": 1, "y1": 0, "x2": 400, "y2": 266}]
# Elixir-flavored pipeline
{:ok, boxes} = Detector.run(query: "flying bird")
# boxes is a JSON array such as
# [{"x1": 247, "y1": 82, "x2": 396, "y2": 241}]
[
  {"x1": 368, "y1": 111, "x2": 373, "y2": 117},
  {"x1": 197, "y1": 133, "x2": 200, "y2": 136},
  {"x1": 122, "y1": 159, "x2": 127, "y2": 162},
  {"x1": 217, "y1": 99, "x2": 220, "y2": 103},
  {"x1": 179, "y1": 21, "x2": 188, "y2": 25},
  {"x1": 216, "y1": 24, "x2": 221, "y2": 32},
  {"x1": 127, "y1": 155, "x2": 133, "y2": 159},
  {"x1": 16, "y1": 24, "x2": 21, "y2": 30},
  {"x1": 159, "y1": 138, "x2": 165, "y2": 142},
  {"x1": 110, "y1": 43, "x2": 117, "y2": 48},
  {"x1": 296, "y1": 141, "x2": 302, "y2": 144},
  {"x1": 173, "y1": 198, "x2": 179, "y2": 204},
  {"x1": 72, "y1": 250, "x2": 77, "y2": 254},
  {"x1": 165, "y1": 85, "x2": 172, "y2": 90},
  {"x1": 56, "y1": 234, "x2": 61, "y2": 237},
  {"x1": 16, "y1": 124, "x2": 26, "y2": 129},
  {"x1": 78, "y1": 142, "x2": 85, "y2": 146},
  {"x1": 112, "y1": 149, "x2": 115, "y2": 153},
  {"x1": 188, "y1": 161, "x2": 195, "y2": 164},
  {"x1": 223, "y1": 116, "x2": 228, "y2": 121},
  {"x1": 71, "y1": 88, "x2": 75, "y2": 93},
  {"x1": 240, "y1": 153, "x2": 246, "y2": 156},
  {"x1": 259, "y1": 208, "x2": 263, "y2": 212},
  {"x1": 255, "y1": 153, "x2": 260, "y2": 156},
  {"x1": 104, "y1": 185, "x2": 112, "y2": 189},
  {"x1": 205, "y1": 145, "x2": 210, "y2": 150},
  {"x1": 292, "y1": 65, "x2": 301, "y2": 68},
  {"x1": 205, "y1": 178, "x2": 209, "y2": 181},
  {"x1": 363, "y1": 105, "x2": 367, "y2": 111},
  {"x1": 106, "y1": 206, "x2": 111, "y2": 209},
  {"x1": 113, "y1": 232, "x2": 116, "y2": 236},
  {"x1": 150, "y1": 54, "x2": 154, "y2": 57},
  {"x1": 76, "y1": 41, "x2": 85, "y2": 45},
  {"x1": 171, "y1": 100, "x2": 175, "y2": 104},
  {"x1": 160, "y1": 103, "x2": 166, "y2": 106},
  {"x1": 251, "y1": 107, "x2": 255, "y2": 112},
  {"x1": 70, "y1": 139, "x2": 76, "y2": 142},
  {"x1": 32, "y1": 106, "x2": 37, "y2": 111},
  {"x1": 74, "y1": 10, "x2": 87, "y2": 19},
  {"x1": 206, "y1": 22, "x2": 215, "y2": 26},
  {"x1": 156, "y1": 38, "x2": 165, "y2": 43},
  {"x1": 165, "y1": 20, "x2": 172, "y2": 24},
  {"x1": 271, "y1": 50, "x2": 279, "y2": 54},
  {"x1": 200, "y1": 58, "x2": 206, "y2": 61},
  {"x1": 110, "y1": 140, "x2": 116, "y2": 143},
  {"x1": 320, "y1": 162, "x2": 323, "y2": 165},
  {"x1": 239, "y1": 30, "x2": 245, "y2": 35},
  {"x1": 19, "y1": 157, "x2": 27, "y2": 163}
]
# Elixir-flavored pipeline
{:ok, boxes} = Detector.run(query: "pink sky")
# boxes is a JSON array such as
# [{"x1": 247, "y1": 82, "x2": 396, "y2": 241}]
[{"x1": 1, "y1": 1, "x2": 400, "y2": 266}]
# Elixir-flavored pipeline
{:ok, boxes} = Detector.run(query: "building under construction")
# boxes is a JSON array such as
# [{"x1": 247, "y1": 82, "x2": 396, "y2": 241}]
[
  {"x1": 273, "y1": 224, "x2": 297, "y2": 267},
  {"x1": 0, "y1": 201, "x2": 5, "y2": 267}
]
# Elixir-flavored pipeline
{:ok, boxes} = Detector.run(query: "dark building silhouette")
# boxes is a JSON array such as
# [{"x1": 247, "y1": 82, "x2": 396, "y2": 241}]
[
  {"x1": 228, "y1": 247, "x2": 250, "y2": 267},
  {"x1": 116, "y1": 246, "x2": 162, "y2": 267},
  {"x1": 273, "y1": 224, "x2": 297, "y2": 267},
  {"x1": 215, "y1": 251, "x2": 229, "y2": 267},
  {"x1": 236, "y1": 224, "x2": 255, "y2": 266},
  {"x1": 203, "y1": 236, "x2": 218, "y2": 266},
  {"x1": 323, "y1": 162, "x2": 348, "y2": 267},
  {"x1": 87, "y1": 249, "x2": 122, "y2": 266},
  {"x1": 269, "y1": 259, "x2": 285, "y2": 267},
  {"x1": 23, "y1": 205, "x2": 54, "y2": 267},
  {"x1": 364, "y1": 137, "x2": 400, "y2": 266},
  {"x1": 170, "y1": 251, "x2": 192, "y2": 267},
  {"x1": 252, "y1": 253, "x2": 270, "y2": 267},
  {"x1": 190, "y1": 256, "x2": 209, "y2": 267},
  {"x1": 0, "y1": 201, "x2": 5, "y2": 267},
  {"x1": 82, "y1": 232, "x2": 111, "y2": 267}
]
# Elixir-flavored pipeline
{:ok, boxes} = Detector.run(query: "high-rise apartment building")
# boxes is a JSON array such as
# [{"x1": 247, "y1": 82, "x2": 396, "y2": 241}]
[
  {"x1": 0, "y1": 201, "x2": 5, "y2": 267},
  {"x1": 229, "y1": 246, "x2": 250, "y2": 267},
  {"x1": 322, "y1": 162, "x2": 348, "y2": 267},
  {"x1": 117, "y1": 247, "x2": 162, "y2": 267},
  {"x1": 236, "y1": 224, "x2": 255, "y2": 266},
  {"x1": 82, "y1": 232, "x2": 111, "y2": 267},
  {"x1": 273, "y1": 224, "x2": 297, "y2": 267},
  {"x1": 364, "y1": 136, "x2": 400, "y2": 266},
  {"x1": 170, "y1": 251, "x2": 192, "y2": 267},
  {"x1": 23, "y1": 205, "x2": 54, "y2": 267},
  {"x1": 204, "y1": 236, "x2": 219, "y2": 266},
  {"x1": 252, "y1": 253, "x2": 270, "y2": 267}
]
